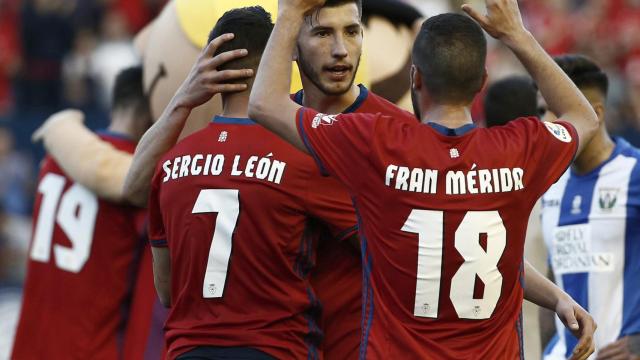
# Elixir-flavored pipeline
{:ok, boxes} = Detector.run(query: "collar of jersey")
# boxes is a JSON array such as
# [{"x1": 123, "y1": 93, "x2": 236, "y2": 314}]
[
  {"x1": 292, "y1": 84, "x2": 369, "y2": 114},
  {"x1": 427, "y1": 122, "x2": 477, "y2": 137},
  {"x1": 211, "y1": 115, "x2": 256, "y2": 125},
  {"x1": 96, "y1": 129, "x2": 135, "y2": 142},
  {"x1": 570, "y1": 136, "x2": 625, "y2": 178}
]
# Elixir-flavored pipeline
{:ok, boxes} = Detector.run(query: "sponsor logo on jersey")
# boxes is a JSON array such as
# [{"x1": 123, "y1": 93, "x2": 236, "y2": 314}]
[
  {"x1": 551, "y1": 224, "x2": 614, "y2": 274},
  {"x1": 598, "y1": 187, "x2": 619, "y2": 212},
  {"x1": 542, "y1": 198, "x2": 560, "y2": 208},
  {"x1": 311, "y1": 113, "x2": 338, "y2": 129},
  {"x1": 544, "y1": 122, "x2": 572, "y2": 143}
]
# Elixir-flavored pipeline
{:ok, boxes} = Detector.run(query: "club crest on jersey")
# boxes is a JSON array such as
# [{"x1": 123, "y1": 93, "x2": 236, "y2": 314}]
[
  {"x1": 218, "y1": 131, "x2": 228, "y2": 142},
  {"x1": 598, "y1": 187, "x2": 619, "y2": 212},
  {"x1": 312, "y1": 113, "x2": 338, "y2": 129},
  {"x1": 571, "y1": 195, "x2": 582, "y2": 215},
  {"x1": 544, "y1": 122, "x2": 572, "y2": 143}
]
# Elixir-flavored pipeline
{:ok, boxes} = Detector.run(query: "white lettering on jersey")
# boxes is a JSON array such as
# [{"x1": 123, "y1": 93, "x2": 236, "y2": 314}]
[
  {"x1": 385, "y1": 165, "x2": 524, "y2": 195},
  {"x1": 162, "y1": 153, "x2": 287, "y2": 185},
  {"x1": 544, "y1": 122, "x2": 572, "y2": 143}
]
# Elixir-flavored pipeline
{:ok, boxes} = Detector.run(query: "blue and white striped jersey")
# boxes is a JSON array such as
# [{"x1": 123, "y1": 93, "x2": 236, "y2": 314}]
[{"x1": 541, "y1": 137, "x2": 640, "y2": 359}]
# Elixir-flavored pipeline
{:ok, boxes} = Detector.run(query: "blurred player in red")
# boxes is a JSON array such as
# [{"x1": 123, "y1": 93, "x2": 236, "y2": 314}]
[
  {"x1": 140, "y1": 7, "x2": 357, "y2": 359},
  {"x1": 249, "y1": 0, "x2": 600, "y2": 358},
  {"x1": 12, "y1": 66, "x2": 153, "y2": 359}
]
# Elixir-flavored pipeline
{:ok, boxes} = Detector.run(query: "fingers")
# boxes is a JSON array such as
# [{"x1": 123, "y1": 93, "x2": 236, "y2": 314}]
[
  {"x1": 204, "y1": 33, "x2": 235, "y2": 57},
  {"x1": 596, "y1": 340, "x2": 626, "y2": 360},
  {"x1": 461, "y1": 4, "x2": 491, "y2": 30},
  {"x1": 209, "y1": 69, "x2": 254, "y2": 83},
  {"x1": 569, "y1": 310, "x2": 596, "y2": 360},
  {"x1": 209, "y1": 48, "x2": 249, "y2": 69},
  {"x1": 209, "y1": 83, "x2": 249, "y2": 94}
]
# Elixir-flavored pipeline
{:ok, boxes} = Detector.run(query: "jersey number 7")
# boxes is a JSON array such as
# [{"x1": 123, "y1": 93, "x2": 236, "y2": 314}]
[
  {"x1": 402, "y1": 210, "x2": 507, "y2": 320},
  {"x1": 192, "y1": 189, "x2": 240, "y2": 299}
]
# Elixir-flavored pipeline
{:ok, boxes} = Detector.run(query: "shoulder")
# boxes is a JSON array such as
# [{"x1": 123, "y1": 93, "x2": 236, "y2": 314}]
[{"x1": 364, "y1": 90, "x2": 417, "y2": 120}]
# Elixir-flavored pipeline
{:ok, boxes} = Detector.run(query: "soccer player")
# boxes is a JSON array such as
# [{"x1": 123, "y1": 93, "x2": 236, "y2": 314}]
[
  {"x1": 248, "y1": 0, "x2": 600, "y2": 358},
  {"x1": 143, "y1": 7, "x2": 357, "y2": 359},
  {"x1": 12, "y1": 67, "x2": 152, "y2": 359},
  {"x1": 540, "y1": 55, "x2": 640, "y2": 360}
]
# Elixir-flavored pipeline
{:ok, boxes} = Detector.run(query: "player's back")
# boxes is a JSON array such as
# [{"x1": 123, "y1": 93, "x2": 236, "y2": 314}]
[
  {"x1": 149, "y1": 116, "x2": 355, "y2": 359},
  {"x1": 297, "y1": 106, "x2": 579, "y2": 359},
  {"x1": 353, "y1": 116, "x2": 577, "y2": 359},
  {"x1": 13, "y1": 132, "x2": 144, "y2": 359}
]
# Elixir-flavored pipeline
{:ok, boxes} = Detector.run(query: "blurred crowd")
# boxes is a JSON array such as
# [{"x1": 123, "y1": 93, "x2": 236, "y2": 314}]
[{"x1": 0, "y1": 0, "x2": 639, "y2": 292}]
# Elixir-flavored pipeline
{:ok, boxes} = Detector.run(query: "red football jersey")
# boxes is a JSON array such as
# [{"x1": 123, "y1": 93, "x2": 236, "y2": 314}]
[
  {"x1": 297, "y1": 109, "x2": 578, "y2": 359},
  {"x1": 13, "y1": 132, "x2": 146, "y2": 359},
  {"x1": 122, "y1": 243, "x2": 168, "y2": 360},
  {"x1": 300, "y1": 85, "x2": 417, "y2": 360},
  {"x1": 148, "y1": 116, "x2": 357, "y2": 359}
]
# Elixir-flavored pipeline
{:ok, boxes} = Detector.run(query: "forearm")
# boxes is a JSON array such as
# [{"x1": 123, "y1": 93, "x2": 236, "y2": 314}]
[
  {"x1": 248, "y1": 9, "x2": 305, "y2": 150},
  {"x1": 523, "y1": 260, "x2": 569, "y2": 310},
  {"x1": 41, "y1": 118, "x2": 132, "y2": 201},
  {"x1": 504, "y1": 32, "x2": 596, "y2": 130},
  {"x1": 123, "y1": 100, "x2": 191, "y2": 207},
  {"x1": 151, "y1": 247, "x2": 172, "y2": 307}
]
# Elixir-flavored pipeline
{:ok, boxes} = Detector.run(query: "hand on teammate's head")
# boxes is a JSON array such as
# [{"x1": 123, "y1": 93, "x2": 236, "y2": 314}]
[
  {"x1": 174, "y1": 33, "x2": 254, "y2": 110},
  {"x1": 461, "y1": 0, "x2": 527, "y2": 41}
]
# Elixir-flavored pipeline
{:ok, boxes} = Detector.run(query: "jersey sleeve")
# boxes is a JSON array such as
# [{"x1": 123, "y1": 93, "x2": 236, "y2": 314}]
[
  {"x1": 304, "y1": 174, "x2": 358, "y2": 242},
  {"x1": 296, "y1": 107, "x2": 377, "y2": 191},
  {"x1": 521, "y1": 118, "x2": 579, "y2": 196},
  {"x1": 147, "y1": 164, "x2": 167, "y2": 248}
]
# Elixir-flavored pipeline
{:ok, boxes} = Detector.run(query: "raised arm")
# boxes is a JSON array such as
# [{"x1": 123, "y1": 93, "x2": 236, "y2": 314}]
[
  {"x1": 462, "y1": 0, "x2": 597, "y2": 154},
  {"x1": 248, "y1": 1, "x2": 321, "y2": 152},
  {"x1": 33, "y1": 110, "x2": 133, "y2": 202},
  {"x1": 123, "y1": 34, "x2": 254, "y2": 207}
]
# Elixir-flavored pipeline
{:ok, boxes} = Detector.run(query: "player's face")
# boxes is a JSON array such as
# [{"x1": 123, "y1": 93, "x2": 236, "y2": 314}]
[{"x1": 296, "y1": 3, "x2": 363, "y2": 96}]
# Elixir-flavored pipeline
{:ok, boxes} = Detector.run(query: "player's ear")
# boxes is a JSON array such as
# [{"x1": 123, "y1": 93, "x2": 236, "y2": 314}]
[
  {"x1": 592, "y1": 101, "x2": 606, "y2": 125},
  {"x1": 480, "y1": 68, "x2": 489, "y2": 93},
  {"x1": 410, "y1": 64, "x2": 422, "y2": 90}
]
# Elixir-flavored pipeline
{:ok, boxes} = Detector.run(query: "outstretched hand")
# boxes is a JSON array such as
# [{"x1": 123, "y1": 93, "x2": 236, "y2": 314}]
[
  {"x1": 174, "y1": 33, "x2": 254, "y2": 109},
  {"x1": 461, "y1": 0, "x2": 527, "y2": 41}
]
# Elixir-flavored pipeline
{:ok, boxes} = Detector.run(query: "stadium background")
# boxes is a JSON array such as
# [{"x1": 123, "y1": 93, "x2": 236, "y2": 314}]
[{"x1": 0, "y1": 0, "x2": 638, "y2": 358}]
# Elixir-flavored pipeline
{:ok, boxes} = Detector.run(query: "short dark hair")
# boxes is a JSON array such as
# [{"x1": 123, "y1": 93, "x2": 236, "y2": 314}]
[
  {"x1": 412, "y1": 13, "x2": 487, "y2": 105},
  {"x1": 554, "y1": 54, "x2": 609, "y2": 97},
  {"x1": 324, "y1": 0, "x2": 362, "y2": 16},
  {"x1": 112, "y1": 66, "x2": 148, "y2": 117},
  {"x1": 207, "y1": 6, "x2": 274, "y2": 72},
  {"x1": 484, "y1": 76, "x2": 538, "y2": 127}
]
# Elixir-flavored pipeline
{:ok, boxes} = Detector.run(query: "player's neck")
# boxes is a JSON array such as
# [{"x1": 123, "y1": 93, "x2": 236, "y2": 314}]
[
  {"x1": 109, "y1": 110, "x2": 143, "y2": 141},
  {"x1": 302, "y1": 84, "x2": 360, "y2": 115},
  {"x1": 221, "y1": 93, "x2": 250, "y2": 119},
  {"x1": 420, "y1": 105, "x2": 473, "y2": 129},
  {"x1": 572, "y1": 126, "x2": 615, "y2": 175}
]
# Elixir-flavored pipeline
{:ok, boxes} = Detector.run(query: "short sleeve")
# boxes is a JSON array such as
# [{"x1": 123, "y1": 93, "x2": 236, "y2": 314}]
[
  {"x1": 523, "y1": 118, "x2": 579, "y2": 195},
  {"x1": 304, "y1": 174, "x2": 358, "y2": 242},
  {"x1": 296, "y1": 107, "x2": 377, "y2": 190},
  {"x1": 147, "y1": 164, "x2": 167, "y2": 248}
]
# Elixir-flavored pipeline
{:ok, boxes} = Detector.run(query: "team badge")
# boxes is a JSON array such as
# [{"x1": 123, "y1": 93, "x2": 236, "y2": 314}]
[
  {"x1": 449, "y1": 148, "x2": 460, "y2": 158},
  {"x1": 544, "y1": 122, "x2": 572, "y2": 143},
  {"x1": 571, "y1": 195, "x2": 582, "y2": 215},
  {"x1": 311, "y1": 113, "x2": 338, "y2": 129},
  {"x1": 598, "y1": 187, "x2": 619, "y2": 212},
  {"x1": 218, "y1": 131, "x2": 228, "y2": 142}
]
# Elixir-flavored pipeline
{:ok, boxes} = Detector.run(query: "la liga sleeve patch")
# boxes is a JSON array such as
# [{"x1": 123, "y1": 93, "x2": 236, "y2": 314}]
[{"x1": 544, "y1": 121, "x2": 573, "y2": 143}]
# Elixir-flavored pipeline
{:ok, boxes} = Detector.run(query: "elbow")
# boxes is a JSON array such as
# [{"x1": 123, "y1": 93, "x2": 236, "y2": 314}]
[
  {"x1": 247, "y1": 97, "x2": 266, "y2": 123},
  {"x1": 122, "y1": 177, "x2": 147, "y2": 208}
]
